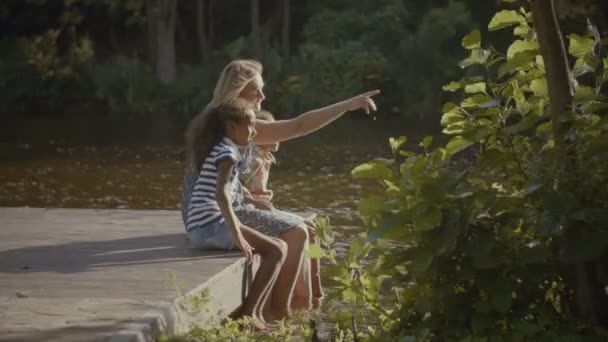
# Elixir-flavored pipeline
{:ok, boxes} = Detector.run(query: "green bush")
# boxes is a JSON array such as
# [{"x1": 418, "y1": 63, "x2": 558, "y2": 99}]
[{"x1": 322, "y1": 4, "x2": 608, "y2": 340}]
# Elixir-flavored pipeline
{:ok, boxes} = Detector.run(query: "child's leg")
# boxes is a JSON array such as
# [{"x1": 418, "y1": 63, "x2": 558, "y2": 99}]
[
  {"x1": 256, "y1": 237, "x2": 283, "y2": 323},
  {"x1": 237, "y1": 225, "x2": 287, "y2": 327},
  {"x1": 271, "y1": 223, "x2": 309, "y2": 319}
]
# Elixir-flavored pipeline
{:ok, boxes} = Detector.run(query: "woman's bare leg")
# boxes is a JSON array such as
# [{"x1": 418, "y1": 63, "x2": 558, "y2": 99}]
[
  {"x1": 292, "y1": 236, "x2": 312, "y2": 311},
  {"x1": 305, "y1": 223, "x2": 324, "y2": 301},
  {"x1": 302, "y1": 219, "x2": 324, "y2": 300},
  {"x1": 270, "y1": 224, "x2": 308, "y2": 319},
  {"x1": 235, "y1": 225, "x2": 287, "y2": 328}
]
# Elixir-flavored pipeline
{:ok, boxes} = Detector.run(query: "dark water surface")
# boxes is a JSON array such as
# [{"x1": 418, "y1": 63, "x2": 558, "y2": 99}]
[{"x1": 1, "y1": 116, "x2": 433, "y2": 246}]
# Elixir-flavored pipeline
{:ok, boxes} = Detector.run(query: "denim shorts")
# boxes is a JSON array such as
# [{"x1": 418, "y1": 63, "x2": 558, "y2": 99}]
[{"x1": 187, "y1": 220, "x2": 235, "y2": 250}]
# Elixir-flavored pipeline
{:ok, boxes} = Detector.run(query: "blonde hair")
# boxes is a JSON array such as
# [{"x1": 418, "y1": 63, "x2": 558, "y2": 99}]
[
  {"x1": 186, "y1": 59, "x2": 262, "y2": 171},
  {"x1": 210, "y1": 59, "x2": 263, "y2": 108}
]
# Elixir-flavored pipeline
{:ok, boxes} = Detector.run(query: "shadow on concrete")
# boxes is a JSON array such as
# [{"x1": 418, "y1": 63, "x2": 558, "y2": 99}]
[{"x1": 0, "y1": 233, "x2": 240, "y2": 274}]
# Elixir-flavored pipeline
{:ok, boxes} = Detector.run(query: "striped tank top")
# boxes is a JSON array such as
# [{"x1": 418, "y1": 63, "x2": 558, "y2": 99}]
[{"x1": 186, "y1": 137, "x2": 241, "y2": 231}]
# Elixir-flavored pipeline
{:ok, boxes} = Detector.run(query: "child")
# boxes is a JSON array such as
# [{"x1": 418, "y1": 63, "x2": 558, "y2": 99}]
[
  {"x1": 240, "y1": 109, "x2": 279, "y2": 205},
  {"x1": 184, "y1": 104, "x2": 287, "y2": 330},
  {"x1": 240, "y1": 109, "x2": 325, "y2": 304}
]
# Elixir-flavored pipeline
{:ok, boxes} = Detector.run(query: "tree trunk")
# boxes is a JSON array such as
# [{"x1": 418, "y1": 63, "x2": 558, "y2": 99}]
[
  {"x1": 208, "y1": 0, "x2": 214, "y2": 50},
  {"x1": 251, "y1": 0, "x2": 261, "y2": 59},
  {"x1": 281, "y1": 0, "x2": 290, "y2": 59},
  {"x1": 152, "y1": 0, "x2": 177, "y2": 84},
  {"x1": 196, "y1": 0, "x2": 209, "y2": 62},
  {"x1": 530, "y1": 0, "x2": 573, "y2": 144},
  {"x1": 175, "y1": 3, "x2": 189, "y2": 54},
  {"x1": 531, "y1": 0, "x2": 608, "y2": 327},
  {"x1": 145, "y1": 0, "x2": 157, "y2": 65}
]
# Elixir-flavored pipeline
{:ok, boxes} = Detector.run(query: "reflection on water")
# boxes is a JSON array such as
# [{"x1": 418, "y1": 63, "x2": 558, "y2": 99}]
[{"x1": 1, "y1": 117, "x2": 431, "y2": 241}]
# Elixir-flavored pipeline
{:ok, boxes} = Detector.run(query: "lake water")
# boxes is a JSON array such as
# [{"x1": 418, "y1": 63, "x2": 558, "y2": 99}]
[{"x1": 1, "y1": 116, "x2": 436, "y2": 250}]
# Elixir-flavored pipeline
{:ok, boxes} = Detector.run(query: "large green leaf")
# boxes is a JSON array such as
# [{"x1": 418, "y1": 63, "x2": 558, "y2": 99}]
[
  {"x1": 358, "y1": 195, "x2": 389, "y2": 216},
  {"x1": 506, "y1": 40, "x2": 539, "y2": 60},
  {"x1": 572, "y1": 55, "x2": 600, "y2": 77},
  {"x1": 389, "y1": 136, "x2": 407, "y2": 154},
  {"x1": 445, "y1": 136, "x2": 474, "y2": 155},
  {"x1": 441, "y1": 112, "x2": 466, "y2": 127},
  {"x1": 352, "y1": 161, "x2": 393, "y2": 180},
  {"x1": 462, "y1": 29, "x2": 481, "y2": 50},
  {"x1": 306, "y1": 243, "x2": 325, "y2": 259},
  {"x1": 575, "y1": 85, "x2": 596, "y2": 103},
  {"x1": 513, "y1": 23, "x2": 530, "y2": 37},
  {"x1": 464, "y1": 82, "x2": 487, "y2": 94},
  {"x1": 420, "y1": 136, "x2": 433, "y2": 152},
  {"x1": 530, "y1": 78, "x2": 548, "y2": 97},
  {"x1": 568, "y1": 33, "x2": 596, "y2": 58},
  {"x1": 498, "y1": 52, "x2": 539, "y2": 78},
  {"x1": 488, "y1": 10, "x2": 525, "y2": 31},
  {"x1": 461, "y1": 94, "x2": 494, "y2": 108},
  {"x1": 367, "y1": 213, "x2": 411, "y2": 242},
  {"x1": 442, "y1": 81, "x2": 463, "y2": 92}
]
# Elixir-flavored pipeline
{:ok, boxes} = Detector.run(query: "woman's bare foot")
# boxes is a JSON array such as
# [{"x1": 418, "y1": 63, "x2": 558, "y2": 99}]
[
  {"x1": 230, "y1": 306, "x2": 267, "y2": 331},
  {"x1": 247, "y1": 316, "x2": 268, "y2": 331},
  {"x1": 311, "y1": 296, "x2": 324, "y2": 310}
]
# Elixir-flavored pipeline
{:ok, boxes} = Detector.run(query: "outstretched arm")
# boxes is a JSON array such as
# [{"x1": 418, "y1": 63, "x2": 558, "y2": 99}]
[{"x1": 253, "y1": 90, "x2": 380, "y2": 145}]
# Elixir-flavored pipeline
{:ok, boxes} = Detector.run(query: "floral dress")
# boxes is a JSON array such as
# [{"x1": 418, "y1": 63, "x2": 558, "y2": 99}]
[{"x1": 181, "y1": 145, "x2": 303, "y2": 237}]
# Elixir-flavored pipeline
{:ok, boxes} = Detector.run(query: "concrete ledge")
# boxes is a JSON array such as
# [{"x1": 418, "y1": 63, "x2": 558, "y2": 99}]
[{"x1": 0, "y1": 207, "x2": 257, "y2": 342}]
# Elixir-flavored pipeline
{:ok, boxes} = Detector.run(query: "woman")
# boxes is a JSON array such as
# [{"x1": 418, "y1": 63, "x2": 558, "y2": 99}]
[{"x1": 182, "y1": 59, "x2": 379, "y2": 320}]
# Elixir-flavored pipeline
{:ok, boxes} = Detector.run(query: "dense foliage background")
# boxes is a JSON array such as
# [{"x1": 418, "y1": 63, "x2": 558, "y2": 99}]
[
  {"x1": 2, "y1": 1, "x2": 608, "y2": 340},
  {"x1": 1, "y1": 0, "x2": 605, "y2": 126}
]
